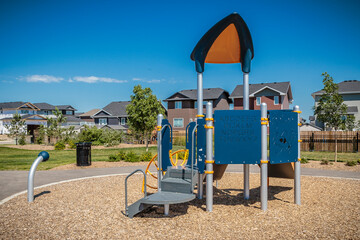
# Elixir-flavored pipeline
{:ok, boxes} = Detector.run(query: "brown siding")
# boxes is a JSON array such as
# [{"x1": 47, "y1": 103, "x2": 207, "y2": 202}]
[
  {"x1": 214, "y1": 93, "x2": 230, "y2": 110},
  {"x1": 282, "y1": 94, "x2": 290, "y2": 109},
  {"x1": 167, "y1": 109, "x2": 197, "y2": 131}
]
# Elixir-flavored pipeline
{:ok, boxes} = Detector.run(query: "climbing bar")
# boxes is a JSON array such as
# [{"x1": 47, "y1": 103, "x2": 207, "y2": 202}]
[
  {"x1": 204, "y1": 125, "x2": 214, "y2": 129},
  {"x1": 293, "y1": 110, "x2": 302, "y2": 114},
  {"x1": 205, "y1": 171, "x2": 214, "y2": 174},
  {"x1": 205, "y1": 160, "x2": 214, "y2": 164},
  {"x1": 196, "y1": 114, "x2": 205, "y2": 118},
  {"x1": 260, "y1": 160, "x2": 269, "y2": 164},
  {"x1": 205, "y1": 118, "x2": 214, "y2": 121}
]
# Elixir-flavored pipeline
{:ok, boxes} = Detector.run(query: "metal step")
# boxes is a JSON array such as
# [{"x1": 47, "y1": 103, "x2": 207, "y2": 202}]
[
  {"x1": 142, "y1": 191, "x2": 196, "y2": 205},
  {"x1": 165, "y1": 166, "x2": 197, "y2": 180},
  {"x1": 126, "y1": 192, "x2": 196, "y2": 218},
  {"x1": 161, "y1": 178, "x2": 193, "y2": 193}
]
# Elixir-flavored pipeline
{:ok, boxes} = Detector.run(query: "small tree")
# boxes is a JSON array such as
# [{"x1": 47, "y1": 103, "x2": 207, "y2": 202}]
[
  {"x1": 6, "y1": 113, "x2": 27, "y2": 145},
  {"x1": 127, "y1": 85, "x2": 165, "y2": 151},
  {"x1": 314, "y1": 72, "x2": 349, "y2": 162},
  {"x1": 46, "y1": 107, "x2": 67, "y2": 144}
]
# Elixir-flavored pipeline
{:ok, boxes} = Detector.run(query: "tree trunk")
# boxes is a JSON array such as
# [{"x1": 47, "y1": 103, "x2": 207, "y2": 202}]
[
  {"x1": 145, "y1": 135, "x2": 149, "y2": 152},
  {"x1": 334, "y1": 130, "x2": 338, "y2": 162},
  {"x1": 15, "y1": 137, "x2": 18, "y2": 145}
]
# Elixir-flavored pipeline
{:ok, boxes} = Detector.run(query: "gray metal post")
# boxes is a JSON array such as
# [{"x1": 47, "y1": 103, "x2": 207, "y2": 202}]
[
  {"x1": 205, "y1": 102, "x2": 214, "y2": 212},
  {"x1": 260, "y1": 103, "x2": 268, "y2": 211},
  {"x1": 28, "y1": 151, "x2": 49, "y2": 202},
  {"x1": 197, "y1": 72, "x2": 204, "y2": 199},
  {"x1": 243, "y1": 72, "x2": 250, "y2": 199},
  {"x1": 164, "y1": 204, "x2": 169, "y2": 216},
  {"x1": 157, "y1": 114, "x2": 163, "y2": 192},
  {"x1": 293, "y1": 105, "x2": 301, "y2": 205}
]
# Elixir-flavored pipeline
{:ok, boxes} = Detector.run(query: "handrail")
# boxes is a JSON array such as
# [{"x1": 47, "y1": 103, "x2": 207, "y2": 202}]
[
  {"x1": 161, "y1": 123, "x2": 173, "y2": 144},
  {"x1": 191, "y1": 124, "x2": 198, "y2": 193},
  {"x1": 125, "y1": 169, "x2": 147, "y2": 216}
]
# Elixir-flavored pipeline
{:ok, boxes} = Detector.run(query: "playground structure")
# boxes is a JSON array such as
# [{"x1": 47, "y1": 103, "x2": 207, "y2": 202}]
[
  {"x1": 28, "y1": 151, "x2": 50, "y2": 202},
  {"x1": 125, "y1": 13, "x2": 301, "y2": 218}
]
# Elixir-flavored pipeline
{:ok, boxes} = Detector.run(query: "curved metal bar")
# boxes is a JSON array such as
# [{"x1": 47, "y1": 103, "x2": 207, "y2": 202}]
[
  {"x1": 28, "y1": 156, "x2": 44, "y2": 202},
  {"x1": 125, "y1": 169, "x2": 147, "y2": 216},
  {"x1": 161, "y1": 123, "x2": 173, "y2": 144},
  {"x1": 191, "y1": 124, "x2": 198, "y2": 193}
]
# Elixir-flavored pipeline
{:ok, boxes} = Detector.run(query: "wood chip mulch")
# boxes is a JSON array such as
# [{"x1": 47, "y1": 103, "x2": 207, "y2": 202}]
[{"x1": 0, "y1": 173, "x2": 359, "y2": 239}]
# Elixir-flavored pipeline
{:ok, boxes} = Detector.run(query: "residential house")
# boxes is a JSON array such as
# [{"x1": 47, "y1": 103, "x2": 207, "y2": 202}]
[
  {"x1": 0, "y1": 101, "x2": 78, "y2": 143},
  {"x1": 92, "y1": 101, "x2": 130, "y2": 131},
  {"x1": 78, "y1": 109, "x2": 100, "y2": 124},
  {"x1": 164, "y1": 88, "x2": 232, "y2": 131},
  {"x1": 311, "y1": 80, "x2": 360, "y2": 129},
  {"x1": 229, "y1": 82, "x2": 293, "y2": 110}
]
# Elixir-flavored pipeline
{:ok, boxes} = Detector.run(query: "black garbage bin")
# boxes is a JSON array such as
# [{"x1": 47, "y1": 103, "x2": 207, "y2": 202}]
[{"x1": 76, "y1": 142, "x2": 92, "y2": 166}]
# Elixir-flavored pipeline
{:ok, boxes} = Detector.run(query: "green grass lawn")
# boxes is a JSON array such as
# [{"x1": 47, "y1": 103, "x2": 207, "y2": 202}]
[
  {"x1": 301, "y1": 151, "x2": 360, "y2": 162},
  {"x1": 0, "y1": 145, "x2": 184, "y2": 171}
]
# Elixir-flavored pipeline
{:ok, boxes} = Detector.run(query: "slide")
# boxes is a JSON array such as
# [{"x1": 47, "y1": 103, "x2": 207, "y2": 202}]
[
  {"x1": 268, "y1": 162, "x2": 295, "y2": 179},
  {"x1": 213, "y1": 163, "x2": 228, "y2": 181}
]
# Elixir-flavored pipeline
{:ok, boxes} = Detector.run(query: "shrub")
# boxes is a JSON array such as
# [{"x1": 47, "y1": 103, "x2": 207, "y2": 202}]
[
  {"x1": 108, "y1": 151, "x2": 127, "y2": 162},
  {"x1": 140, "y1": 152, "x2": 153, "y2": 162},
  {"x1": 54, "y1": 141, "x2": 66, "y2": 150},
  {"x1": 346, "y1": 160, "x2": 357, "y2": 166},
  {"x1": 321, "y1": 159, "x2": 329, "y2": 165},
  {"x1": 173, "y1": 135, "x2": 186, "y2": 147},
  {"x1": 357, "y1": 159, "x2": 360, "y2": 165},
  {"x1": 300, "y1": 158, "x2": 309, "y2": 164},
  {"x1": 18, "y1": 136, "x2": 26, "y2": 145},
  {"x1": 124, "y1": 151, "x2": 139, "y2": 162},
  {"x1": 67, "y1": 140, "x2": 76, "y2": 149}
]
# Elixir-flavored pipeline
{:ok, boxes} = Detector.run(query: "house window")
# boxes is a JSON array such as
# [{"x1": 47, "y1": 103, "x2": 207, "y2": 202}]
[
  {"x1": 21, "y1": 110, "x2": 29, "y2": 114},
  {"x1": 121, "y1": 118, "x2": 126, "y2": 125},
  {"x1": 66, "y1": 110, "x2": 73, "y2": 115},
  {"x1": 194, "y1": 101, "x2": 197, "y2": 109},
  {"x1": 173, "y1": 118, "x2": 184, "y2": 128},
  {"x1": 256, "y1": 97, "x2": 261, "y2": 106},
  {"x1": 274, "y1": 96, "x2": 279, "y2": 105},
  {"x1": 175, "y1": 101, "x2": 182, "y2": 109},
  {"x1": 99, "y1": 118, "x2": 107, "y2": 125}
]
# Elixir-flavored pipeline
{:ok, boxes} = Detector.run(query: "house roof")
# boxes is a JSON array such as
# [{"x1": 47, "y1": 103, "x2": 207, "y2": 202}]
[
  {"x1": 230, "y1": 82, "x2": 292, "y2": 100},
  {"x1": 33, "y1": 102, "x2": 56, "y2": 110},
  {"x1": 65, "y1": 115, "x2": 82, "y2": 123},
  {"x1": 101, "y1": 125, "x2": 128, "y2": 130},
  {"x1": 312, "y1": 80, "x2": 360, "y2": 97},
  {"x1": 164, "y1": 88, "x2": 230, "y2": 102},
  {"x1": 56, "y1": 105, "x2": 77, "y2": 111},
  {"x1": 0, "y1": 102, "x2": 39, "y2": 110},
  {"x1": 300, "y1": 123, "x2": 323, "y2": 131},
  {"x1": 102, "y1": 101, "x2": 131, "y2": 117},
  {"x1": 79, "y1": 109, "x2": 100, "y2": 117}
]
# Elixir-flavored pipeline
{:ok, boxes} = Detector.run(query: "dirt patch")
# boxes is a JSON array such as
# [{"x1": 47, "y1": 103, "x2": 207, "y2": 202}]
[
  {"x1": 302, "y1": 160, "x2": 360, "y2": 172},
  {"x1": 50, "y1": 161, "x2": 149, "y2": 170},
  {"x1": 4, "y1": 143, "x2": 156, "y2": 151},
  {"x1": 0, "y1": 173, "x2": 359, "y2": 239}
]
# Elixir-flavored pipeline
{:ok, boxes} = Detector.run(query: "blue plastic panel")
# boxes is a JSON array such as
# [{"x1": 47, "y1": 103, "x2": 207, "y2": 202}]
[
  {"x1": 214, "y1": 110, "x2": 261, "y2": 164},
  {"x1": 196, "y1": 118, "x2": 206, "y2": 174},
  {"x1": 269, "y1": 110, "x2": 298, "y2": 164},
  {"x1": 161, "y1": 119, "x2": 172, "y2": 171}
]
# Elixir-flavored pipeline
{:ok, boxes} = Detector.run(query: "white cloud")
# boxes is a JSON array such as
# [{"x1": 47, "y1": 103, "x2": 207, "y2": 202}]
[
  {"x1": 70, "y1": 76, "x2": 127, "y2": 84},
  {"x1": 25, "y1": 75, "x2": 63, "y2": 83},
  {"x1": 132, "y1": 77, "x2": 161, "y2": 83}
]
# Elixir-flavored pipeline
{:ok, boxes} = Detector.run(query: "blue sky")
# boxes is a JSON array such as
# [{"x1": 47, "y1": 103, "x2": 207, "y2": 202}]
[{"x1": 0, "y1": 0, "x2": 359, "y2": 121}]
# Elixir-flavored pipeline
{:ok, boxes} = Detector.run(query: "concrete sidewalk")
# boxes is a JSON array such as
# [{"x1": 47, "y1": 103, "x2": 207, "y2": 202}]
[{"x1": 1, "y1": 164, "x2": 359, "y2": 202}]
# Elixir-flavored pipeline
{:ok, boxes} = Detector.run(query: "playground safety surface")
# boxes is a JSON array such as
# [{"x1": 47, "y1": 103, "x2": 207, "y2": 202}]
[{"x1": 0, "y1": 173, "x2": 359, "y2": 239}]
